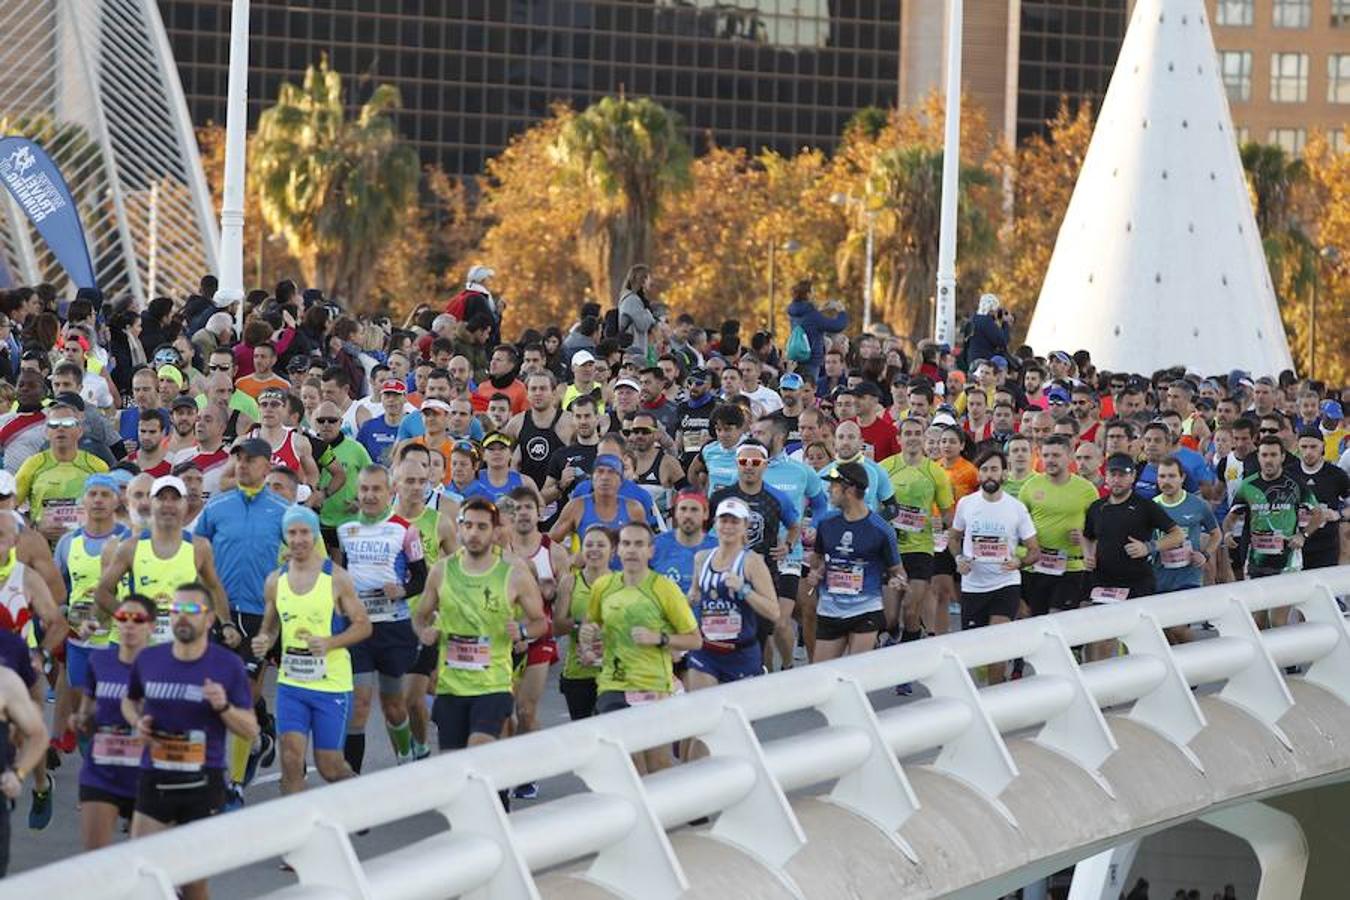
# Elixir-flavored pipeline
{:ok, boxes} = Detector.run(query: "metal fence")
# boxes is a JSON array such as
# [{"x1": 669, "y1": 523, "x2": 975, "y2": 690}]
[{"x1": 7, "y1": 567, "x2": 1350, "y2": 899}]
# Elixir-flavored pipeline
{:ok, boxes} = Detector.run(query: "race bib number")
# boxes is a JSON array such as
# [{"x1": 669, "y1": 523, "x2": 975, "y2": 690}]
[
  {"x1": 1089, "y1": 587, "x2": 1129, "y2": 604},
  {"x1": 933, "y1": 531, "x2": 949, "y2": 553},
  {"x1": 281, "y1": 647, "x2": 327, "y2": 682},
  {"x1": 360, "y1": 590, "x2": 396, "y2": 623},
  {"x1": 149, "y1": 729, "x2": 206, "y2": 772},
  {"x1": 1160, "y1": 541, "x2": 1193, "y2": 569},
  {"x1": 682, "y1": 431, "x2": 708, "y2": 454},
  {"x1": 1032, "y1": 549, "x2": 1067, "y2": 575},
  {"x1": 1251, "y1": 532, "x2": 1284, "y2": 553},
  {"x1": 701, "y1": 611, "x2": 742, "y2": 642},
  {"x1": 444, "y1": 635, "x2": 492, "y2": 670},
  {"x1": 826, "y1": 562, "x2": 864, "y2": 596},
  {"x1": 41, "y1": 499, "x2": 81, "y2": 531},
  {"x1": 624, "y1": 690, "x2": 668, "y2": 706},
  {"x1": 893, "y1": 505, "x2": 927, "y2": 533},
  {"x1": 972, "y1": 535, "x2": 1007, "y2": 561},
  {"x1": 777, "y1": 560, "x2": 802, "y2": 577},
  {"x1": 92, "y1": 726, "x2": 142, "y2": 767}
]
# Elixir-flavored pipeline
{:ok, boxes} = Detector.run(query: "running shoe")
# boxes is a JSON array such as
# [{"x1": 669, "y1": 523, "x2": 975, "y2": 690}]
[
  {"x1": 511, "y1": 781, "x2": 539, "y2": 800},
  {"x1": 28, "y1": 774, "x2": 53, "y2": 830}
]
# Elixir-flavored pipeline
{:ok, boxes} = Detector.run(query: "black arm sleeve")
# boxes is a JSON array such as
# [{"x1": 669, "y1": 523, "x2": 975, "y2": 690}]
[{"x1": 405, "y1": 558, "x2": 428, "y2": 599}]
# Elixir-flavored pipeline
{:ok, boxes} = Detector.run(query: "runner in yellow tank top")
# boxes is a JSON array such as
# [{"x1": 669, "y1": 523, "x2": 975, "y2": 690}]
[
  {"x1": 93, "y1": 476, "x2": 233, "y2": 647},
  {"x1": 414, "y1": 497, "x2": 546, "y2": 753},
  {"x1": 252, "y1": 504, "x2": 369, "y2": 795}
]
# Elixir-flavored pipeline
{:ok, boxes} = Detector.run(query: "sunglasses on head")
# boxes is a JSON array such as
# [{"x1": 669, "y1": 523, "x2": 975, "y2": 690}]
[
  {"x1": 113, "y1": 609, "x2": 154, "y2": 624},
  {"x1": 169, "y1": 601, "x2": 206, "y2": 615}
]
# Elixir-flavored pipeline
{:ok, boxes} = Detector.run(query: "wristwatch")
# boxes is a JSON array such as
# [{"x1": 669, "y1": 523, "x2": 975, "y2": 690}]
[{"x1": 658, "y1": 633, "x2": 670, "y2": 648}]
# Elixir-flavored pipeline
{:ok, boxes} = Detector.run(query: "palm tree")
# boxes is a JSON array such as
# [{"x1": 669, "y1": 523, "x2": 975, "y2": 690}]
[
  {"x1": 251, "y1": 56, "x2": 419, "y2": 311},
  {"x1": 552, "y1": 96, "x2": 692, "y2": 302},
  {"x1": 1240, "y1": 142, "x2": 1317, "y2": 304},
  {"x1": 863, "y1": 146, "x2": 995, "y2": 341}
]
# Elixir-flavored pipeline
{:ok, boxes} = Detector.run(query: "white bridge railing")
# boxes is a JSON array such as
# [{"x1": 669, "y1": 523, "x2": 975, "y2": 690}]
[{"x1": 8, "y1": 568, "x2": 1350, "y2": 899}]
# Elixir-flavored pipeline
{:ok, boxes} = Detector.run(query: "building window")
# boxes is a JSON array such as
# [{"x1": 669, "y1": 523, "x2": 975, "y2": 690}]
[
  {"x1": 1272, "y1": 0, "x2": 1311, "y2": 27},
  {"x1": 1332, "y1": 131, "x2": 1347, "y2": 153},
  {"x1": 1235, "y1": 126, "x2": 1250, "y2": 144},
  {"x1": 1330, "y1": 55, "x2": 1350, "y2": 103},
  {"x1": 1216, "y1": 0, "x2": 1254, "y2": 26},
  {"x1": 1269, "y1": 128, "x2": 1306, "y2": 154},
  {"x1": 1270, "y1": 53, "x2": 1309, "y2": 102},
  {"x1": 1335, "y1": 0, "x2": 1350, "y2": 26},
  {"x1": 1220, "y1": 51, "x2": 1253, "y2": 101}
]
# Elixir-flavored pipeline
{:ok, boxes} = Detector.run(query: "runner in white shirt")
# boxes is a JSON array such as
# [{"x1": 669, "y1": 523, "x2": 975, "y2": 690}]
[{"x1": 950, "y1": 447, "x2": 1039, "y2": 683}]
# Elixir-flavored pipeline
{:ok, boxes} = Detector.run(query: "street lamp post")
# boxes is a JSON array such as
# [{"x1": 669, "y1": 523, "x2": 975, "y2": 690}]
[
  {"x1": 934, "y1": 0, "x2": 963, "y2": 345},
  {"x1": 830, "y1": 192, "x2": 876, "y2": 330},
  {"x1": 218, "y1": 0, "x2": 251, "y2": 334}
]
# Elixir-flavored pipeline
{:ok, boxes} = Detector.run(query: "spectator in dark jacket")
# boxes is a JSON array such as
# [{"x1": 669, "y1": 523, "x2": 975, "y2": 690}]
[
  {"x1": 785, "y1": 279, "x2": 848, "y2": 384},
  {"x1": 965, "y1": 293, "x2": 1011, "y2": 367},
  {"x1": 107, "y1": 306, "x2": 147, "y2": 396},
  {"x1": 139, "y1": 296, "x2": 175, "y2": 357}
]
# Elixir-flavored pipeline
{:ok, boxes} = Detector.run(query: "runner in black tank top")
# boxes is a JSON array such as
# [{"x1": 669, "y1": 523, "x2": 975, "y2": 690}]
[{"x1": 519, "y1": 407, "x2": 566, "y2": 490}]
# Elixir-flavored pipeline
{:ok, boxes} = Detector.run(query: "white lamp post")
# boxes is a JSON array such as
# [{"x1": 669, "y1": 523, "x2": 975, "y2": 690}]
[
  {"x1": 934, "y1": 0, "x2": 962, "y2": 345},
  {"x1": 217, "y1": 0, "x2": 250, "y2": 334},
  {"x1": 830, "y1": 192, "x2": 876, "y2": 330}
]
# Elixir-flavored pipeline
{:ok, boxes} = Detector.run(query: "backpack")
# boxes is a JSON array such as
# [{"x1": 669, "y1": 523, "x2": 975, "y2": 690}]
[
  {"x1": 785, "y1": 323, "x2": 812, "y2": 363},
  {"x1": 603, "y1": 307, "x2": 633, "y2": 348},
  {"x1": 445, "y1": 289, "x2": 474, "y2": 321}
]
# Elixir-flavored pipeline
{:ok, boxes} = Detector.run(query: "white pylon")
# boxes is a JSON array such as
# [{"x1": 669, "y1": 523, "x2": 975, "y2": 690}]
[{"x1": 1026, "y1": 0, "x2": 1292, "y2": 377}]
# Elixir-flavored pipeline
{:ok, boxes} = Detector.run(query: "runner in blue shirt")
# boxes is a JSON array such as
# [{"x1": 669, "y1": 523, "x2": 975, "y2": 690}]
[
  {"x1": 806, "y1": 461, "x2": 905, "y2": 663},
  {"x1": 688, "y1": 404, "x2": 747, "y2": 496},
  {"x1": 1151, "y1": 458, "x2": 1219, "y2": 643},
  {"x1": 651, "y1": 492, "x2": 717, "y2": 594},
  {"x1": 752, "y1": 415, "x2": 827, "y2": 670}
]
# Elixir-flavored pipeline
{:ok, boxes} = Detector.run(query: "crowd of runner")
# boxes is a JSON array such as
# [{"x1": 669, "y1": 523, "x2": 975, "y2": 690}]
[{"x1": 0, "y1": 268, "x2": 1344, "y2": 892}]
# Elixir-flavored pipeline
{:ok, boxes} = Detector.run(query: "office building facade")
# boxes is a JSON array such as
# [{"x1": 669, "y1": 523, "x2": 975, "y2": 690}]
[
  {"x1": 1209, "y1": 0, "x2": 1350, "y2": 152},
  {"x1": 157, "y1": 0, "x2": 901, "y2": 175}
]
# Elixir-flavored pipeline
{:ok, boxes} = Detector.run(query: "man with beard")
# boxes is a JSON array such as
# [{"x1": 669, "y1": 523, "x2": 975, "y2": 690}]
[
  {"x1": 166, "y1": 397, "x2": 199, "y2": 457},
  {"x1": 1018, "y1": 435, "x2": 1100, "y2": 617},
  {"x1": 651, "y1": 491, "x2": 717, "y2": 594},
  {"x1": 505, "y1": 371, "x2": 574, "y2": 507},
  {"x1": 541, "y1": 395, "x2": 602, "y2": 516},
  {"x1": 626, "y1": 411, "x2": 684, "y2": 526},
  {"x1": 122, "y1": 583, "x2": 257, "y2": 900},
  {"x1": 949, "y1": 448, "x2": 1039, "y2": 682},
  {"x1": 674, "y1": 367, "x2": 717, "y2": 469},
  {"x1": 471, "y1": 344, "x2": 526, "y2": 415}
]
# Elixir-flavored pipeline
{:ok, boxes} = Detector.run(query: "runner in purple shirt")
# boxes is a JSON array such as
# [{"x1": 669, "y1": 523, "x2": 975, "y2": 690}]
[
  {"x1": 74, "y1": 593, "x2": 155, "y2": 848},
  {"x1": 123, "y1": 581, "x2": 257, "y2": 900}
]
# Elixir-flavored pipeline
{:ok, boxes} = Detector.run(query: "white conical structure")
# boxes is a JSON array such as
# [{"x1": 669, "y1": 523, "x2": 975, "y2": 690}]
[{"x1": 1026, "y1": 0, "x2": 1292, "y2": 377}]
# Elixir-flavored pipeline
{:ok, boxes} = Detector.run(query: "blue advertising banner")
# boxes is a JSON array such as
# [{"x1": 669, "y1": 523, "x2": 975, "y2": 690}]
[{"x1": 0, "y1": 136, "x2": 96, "y2": 289}]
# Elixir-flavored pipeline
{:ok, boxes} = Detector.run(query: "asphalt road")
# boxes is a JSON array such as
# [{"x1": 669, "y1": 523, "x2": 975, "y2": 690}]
[{"x1": 7, "y1": 662, "x2": 922, "y2": 898}]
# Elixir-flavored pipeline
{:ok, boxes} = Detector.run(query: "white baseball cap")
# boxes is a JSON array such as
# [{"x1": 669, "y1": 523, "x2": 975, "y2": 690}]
[
  {"x1": 150, "y1": 475, "x2": 187, "y2": 497},
  {"x1": 715, "y1": 498, "x2": 751, "y2": 521},
  {"x1": 571, "y1": 349, "x2": 596, "y2": 368}
]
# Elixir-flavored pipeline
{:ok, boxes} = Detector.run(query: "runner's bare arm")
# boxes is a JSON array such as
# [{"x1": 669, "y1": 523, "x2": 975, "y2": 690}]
[
  {"x1": 93, "y1": 538, "x2": 136, "y2": 615},
  {"x1": 193, "y1": 539, "x2": 233, "y2": 625},
  {"x1": 251, "y1": 573, "x2": 280, "y2": 656},
  {"x1": 19, "y1": 529, "x2": 66, "y2": 607},
  {"x1": 0, "y1": 667, "x2": 48, "y2": 788},
  {"x1": 413, "y1": 560, "x2": 445, "y2": 643},
  {"x1": 23, "y1": 567, "x2": 66, "y2": 652},
  {"x1": 552, "y1": 572, "x2": 576, "y2": 637},
  {"x1": 294, "y1": 434, "x2": 321, "y2": 487},
  {"x1": 329, "y1": 566, "x2": 372, "y2": 650},
  {"x1": 508, "y1": 559, "x2": 549, "y2": 641},
  {"x1": 547, "y1": 499, "x2": 581, "y2": 545},
  {"x1": 742, "y1": 552, "x2": 780, "y2": 620}
]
